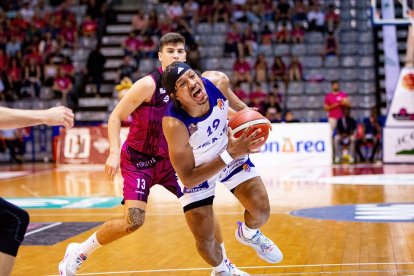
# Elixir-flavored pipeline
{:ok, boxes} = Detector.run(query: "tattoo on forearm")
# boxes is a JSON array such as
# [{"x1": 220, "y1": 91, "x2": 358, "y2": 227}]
[{"x1": 126, "y1": 207, "x2": 145, "y2": 233}]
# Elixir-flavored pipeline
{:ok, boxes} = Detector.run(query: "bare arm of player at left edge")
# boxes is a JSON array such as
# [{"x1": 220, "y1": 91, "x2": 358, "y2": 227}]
[{"x1": 202, "y1": 71, "x2": 248, "y2": 118}]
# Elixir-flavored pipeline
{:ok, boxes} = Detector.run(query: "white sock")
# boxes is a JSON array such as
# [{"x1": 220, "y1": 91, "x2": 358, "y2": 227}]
[
  {"x1": 220, "y1": 243, "x2": 227, "y2": 260},
  {"x1": 242, "y1": 222, "x2": 258, "y2": 239},
  {"x1": 214, "y1": 254, "x2": 229, "y2": 273},
  {"x1": 79, "y1": 232, "x2": 102, "y2": 256}
]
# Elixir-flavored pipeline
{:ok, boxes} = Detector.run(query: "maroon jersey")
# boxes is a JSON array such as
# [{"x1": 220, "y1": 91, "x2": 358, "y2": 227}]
[{"x1": 124, "y1": 68, "x2": 170, "y2": 157}]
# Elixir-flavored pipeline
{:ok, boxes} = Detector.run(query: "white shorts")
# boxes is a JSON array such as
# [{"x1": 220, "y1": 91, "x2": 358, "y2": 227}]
[{"x1": 178, "y1": 155, "x2": 259, "y2": 210}]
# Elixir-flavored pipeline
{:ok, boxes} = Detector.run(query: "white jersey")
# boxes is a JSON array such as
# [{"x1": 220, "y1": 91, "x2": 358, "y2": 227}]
[
  {"x1": 166, "y1": 78, "x2": 229, "y2": 166},
  {"x1": 165, "y1": 78, "x2": 259, "y2": 208}
]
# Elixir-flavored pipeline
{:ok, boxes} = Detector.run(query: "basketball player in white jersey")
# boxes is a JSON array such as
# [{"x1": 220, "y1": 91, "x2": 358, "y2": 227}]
[{"x1": 162, "y1": 62, "x2": 283, "y2": 276}]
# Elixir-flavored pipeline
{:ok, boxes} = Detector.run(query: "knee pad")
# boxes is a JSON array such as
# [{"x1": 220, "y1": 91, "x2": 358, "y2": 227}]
[{"x1": 0, "y1": 201, "x2": 30, "y2": 256}]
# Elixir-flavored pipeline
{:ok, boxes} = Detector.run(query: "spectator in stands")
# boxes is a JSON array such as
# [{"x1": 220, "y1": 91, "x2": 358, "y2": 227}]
[
  {"x1": 131, "y1": 10, "x2": 148, "y2": 36},
  {"x1": 117, "y1": 55, "x2": 137, "y2": 83},
  {"x1": 7, "y1": 57, "x2": 22, "y2": 100},
  {"x1": 0, "y1": 128, "x2": 25, "y2": 164},
  {"x1": 232, "y1": 56, "x2": 252, "y2": 84},
  {"x1": 140, "y1": 34, "x2": 157, "y2": 59},
  {"x1": 167, "y1": 0, "x2": 184, "y2": 21},
  {"x1": 19, "y1": 2, "x2": 34, "y2": 21},
  {"x1": 22, "y1": 58, "x2": 41, "y2": 98},
  {"x1": 288, "y1": 56, "x2": 303, "y2": 81},
  {"x1": 86, "y1": 44, "x2": 106, "y2": 95},
  {"x1": 263, "y1": 0, "x2": 276, "y2": 22},
  {"x1": 122, "y1": 32, "x2": 142, "y2": 66},
  {"x1": 245, "y1": 1, "x2": 262, "y2": 24},
  {"x1": 231, "y1": 0, "x2": 247, "y2": 20},
  {"x1": 0, "y1": 28, "x2": 7, "y2": 50},
  {"x1": 264, "y1": 92, "x2": 282, "y2": 115},
  {"x1": 292, "y1": 0, "x2": 308, "y2": 23},
  {"x1": 31, "y1": 9, "x2": 47, "y2": 32},
  {"x1": 254, "y1": 54, "x2": 268, "y2": 82},
  {"x1": 61, "y1": 56, "x2": 75, "y2": 80},
  {"x1": 276, "y1": 0, "x2": 291, "y2": 22},
  {"x1": 241, "y1": 23, "x2": 258, "y2": 57},
  {"x1": 0, "y1": 70, "x2": 11, "y2": 102},
  {"x1": 334, "y1": 107, "x2": 357, "y2": 163},
  {"x1": 271, "y1": 56, "x2": 287, "y2": 82},
  {"x1": 61, "y1": 20, "x2": 78, "y2": 49},
  {"x1": 276, "y1": 22, "x2": 290, "y2": 44},
  {"x1": 52, "y1": 67, "x2": 73, "y2": 104},
  {"x1": 38, "y1": 32, "x2": 57, "y2": 56},
  {"x1": 81, "y1": 15, "x2": 98, "y2": 37},
  {"x1": 212, "y1": 0, "x2": 230, "y2": 23},
  {"x1": 147, "y1": 10, "x2": 161, "y2": 37},
  {"x1": 158, "y1": 14, "x2": 172, "y2": 36},
  {"x1": 175, "y1": 20, "x2": 196, "y2": 48},
  {"x1": 291, "y1": 23, "x2": 305, "y2": 44},
  {"x1": 186, "y1": 43, "x2": 201, "y2": 71},
  {"x1": 356, "y1": 107, "x2": 382, "y2": 162},
  {"x1": 284, "y1": 110, "x2": 300, "y2": 123},
  {"x1": 324, "y1": 80, "x2": 351, "y2": 131},
  {"x1": 261, "y1": 24, "x2": 274, "y2": 45},
  {"x1": 183, "y1": 0, "x2": 199, "y2": 25},
  {"x1": 266, "y1": 107, "x2": 282, "y2": 123},
  {"x1": 250, "y1": 82, "x2": 267, "y2": 115},
  {"x1": 269, "y1": 82, "x2": 283, "y2": 103},
  {"x1": 6, "y1": 36, "x2": 21, "y2": 58},
  {"x1": 325, "y1": 4, "x2": 340, "y2": 33},
  {"x1": 225, "y1": 22, "x2": 243, "y2": 56},
  {"x1": 322, "y1": 31, "x2": 339, "y2": 59},
  {"x1": 233, "y1": 81, "x2": 250, "y2": 105},
  {"x1": 0, "y1": 49, "x2": 8, "y2": 73},
  {"x1": 307, "y1": 5, "x2": 325, "y2": 33}
]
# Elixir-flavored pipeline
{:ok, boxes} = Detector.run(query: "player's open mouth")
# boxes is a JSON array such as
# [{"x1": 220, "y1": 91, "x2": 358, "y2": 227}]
[
  {"x1": 192, "y1": 87, "x2": 206, "y2": 102},
  {"x1": 191, "y1": 87, "x2": 201, "y2": 97}
]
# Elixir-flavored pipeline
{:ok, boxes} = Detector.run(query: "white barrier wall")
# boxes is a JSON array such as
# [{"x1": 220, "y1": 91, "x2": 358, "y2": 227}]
[
  {"x1": 383, "y1": 128, "x2": 414, "y2": 163},
  {"x1": 250, "y1": 123, "x2": 332, "y2": 167},
  {"x1": 58, "y1": 124, "x2": 332, "y2": 166},
  {"x1": 383, "y1": 67, "x2": 414, "y2": 163}
]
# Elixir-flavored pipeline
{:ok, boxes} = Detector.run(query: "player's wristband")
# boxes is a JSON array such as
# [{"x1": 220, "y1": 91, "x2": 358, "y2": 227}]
[{"x1": 220, "y1": 150, "x2": 233, "y2": 165}]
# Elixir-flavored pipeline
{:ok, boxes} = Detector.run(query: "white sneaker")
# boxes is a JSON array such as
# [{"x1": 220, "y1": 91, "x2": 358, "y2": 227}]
[
  {"x1": 334, "y1": 156, "x2": 341, "y2": 164},
  {"x1": 235, "y1": 222, "x2": 283, "y2": 264},
  {"x1": 58, "y1": 243, "x2": 87, "y2": 276},
  {"x1": 210, "y1": 259, "x2": 250, "y2": 276}
]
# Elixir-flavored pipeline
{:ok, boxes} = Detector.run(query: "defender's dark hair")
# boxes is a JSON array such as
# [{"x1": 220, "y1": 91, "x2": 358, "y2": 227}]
[{"x1": 158, "y1": 32, "x2": 185, "y2": 52}]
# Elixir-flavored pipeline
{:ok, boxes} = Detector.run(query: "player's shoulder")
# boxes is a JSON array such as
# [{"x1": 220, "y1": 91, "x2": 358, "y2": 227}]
[
  {"x1": 202, "y1": 71, "x2": 229, "y2": 86},
  {"x1": 130, "y1": 75, "x2": 156, "y2": 91}
]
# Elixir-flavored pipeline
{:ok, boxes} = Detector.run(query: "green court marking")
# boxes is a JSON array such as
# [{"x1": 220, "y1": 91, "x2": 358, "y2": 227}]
[{"x1": 5, "y1": 197, "x2": 122, "y2": 209}]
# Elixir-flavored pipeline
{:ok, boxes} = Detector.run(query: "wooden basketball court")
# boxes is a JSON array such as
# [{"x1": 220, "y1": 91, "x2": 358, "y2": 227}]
[{"x1": 1, "y1": 163, "x2": 414, "y2": 275}]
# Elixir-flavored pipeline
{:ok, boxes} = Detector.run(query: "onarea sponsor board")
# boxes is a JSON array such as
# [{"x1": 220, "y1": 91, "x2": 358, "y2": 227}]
[
  {"x1": 385, "y1": 67, "x2": 414, "y2": 127},
  {"x1": 250, "y1": 122, "x2": 332, "y2": 167},
  {"x1": 383, "y1": 127, "x2": 414, "y2": 163},
  {"x1": 57, "y1": 127, "x2": 129, "y2": 165},
  {"x1": 58, "y1": 124, "x2": 332, "y2": 166}
]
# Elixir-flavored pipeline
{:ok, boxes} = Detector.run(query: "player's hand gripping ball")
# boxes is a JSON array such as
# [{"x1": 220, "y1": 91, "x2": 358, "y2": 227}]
[{"x1": 228, "y1": 109, "x2": 271, "y2": 149}]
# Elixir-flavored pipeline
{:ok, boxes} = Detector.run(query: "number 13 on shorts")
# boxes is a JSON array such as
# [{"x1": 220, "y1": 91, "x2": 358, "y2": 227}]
[{"x1": 137, "y1": 178, "x2": 146, "y2": 190}]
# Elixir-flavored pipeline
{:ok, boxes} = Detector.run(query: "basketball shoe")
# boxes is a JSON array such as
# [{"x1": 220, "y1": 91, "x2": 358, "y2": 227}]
[
  {"x1": 211, "y1": 259, "x2": 249, "y2": 276},
  {"x1": 235, "y1": 221, "x2": 283, "y2": 263},
  {"x1": 58, "y1": 243, "x2": 87, "y2": 276}
]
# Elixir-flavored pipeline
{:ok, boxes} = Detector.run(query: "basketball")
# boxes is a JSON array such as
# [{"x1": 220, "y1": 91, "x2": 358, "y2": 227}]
[{"x1": 228, "y1": 109, "x2": 271, "y2": 149}]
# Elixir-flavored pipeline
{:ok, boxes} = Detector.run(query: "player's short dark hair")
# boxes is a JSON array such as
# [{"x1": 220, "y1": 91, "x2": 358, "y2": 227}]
[
  {"x1": 158, "y1": 33, "x2": 185, "y2": 52},
  {"x1": 162, "y1": 61, "x2": 202, "y2": 108},
  {"x1": 331, "y1": 80, "x2": 339, "y2": 85}
]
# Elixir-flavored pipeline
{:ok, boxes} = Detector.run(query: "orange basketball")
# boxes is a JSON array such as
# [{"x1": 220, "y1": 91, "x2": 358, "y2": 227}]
[{"x1": 228, "y1": 109, "x2": 271, "y2": 149}]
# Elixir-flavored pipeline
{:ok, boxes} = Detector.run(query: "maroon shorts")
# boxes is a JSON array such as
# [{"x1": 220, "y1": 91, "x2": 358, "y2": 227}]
[{"x1": 120, "y1": 145, "x2": 181, "y2": 202}]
